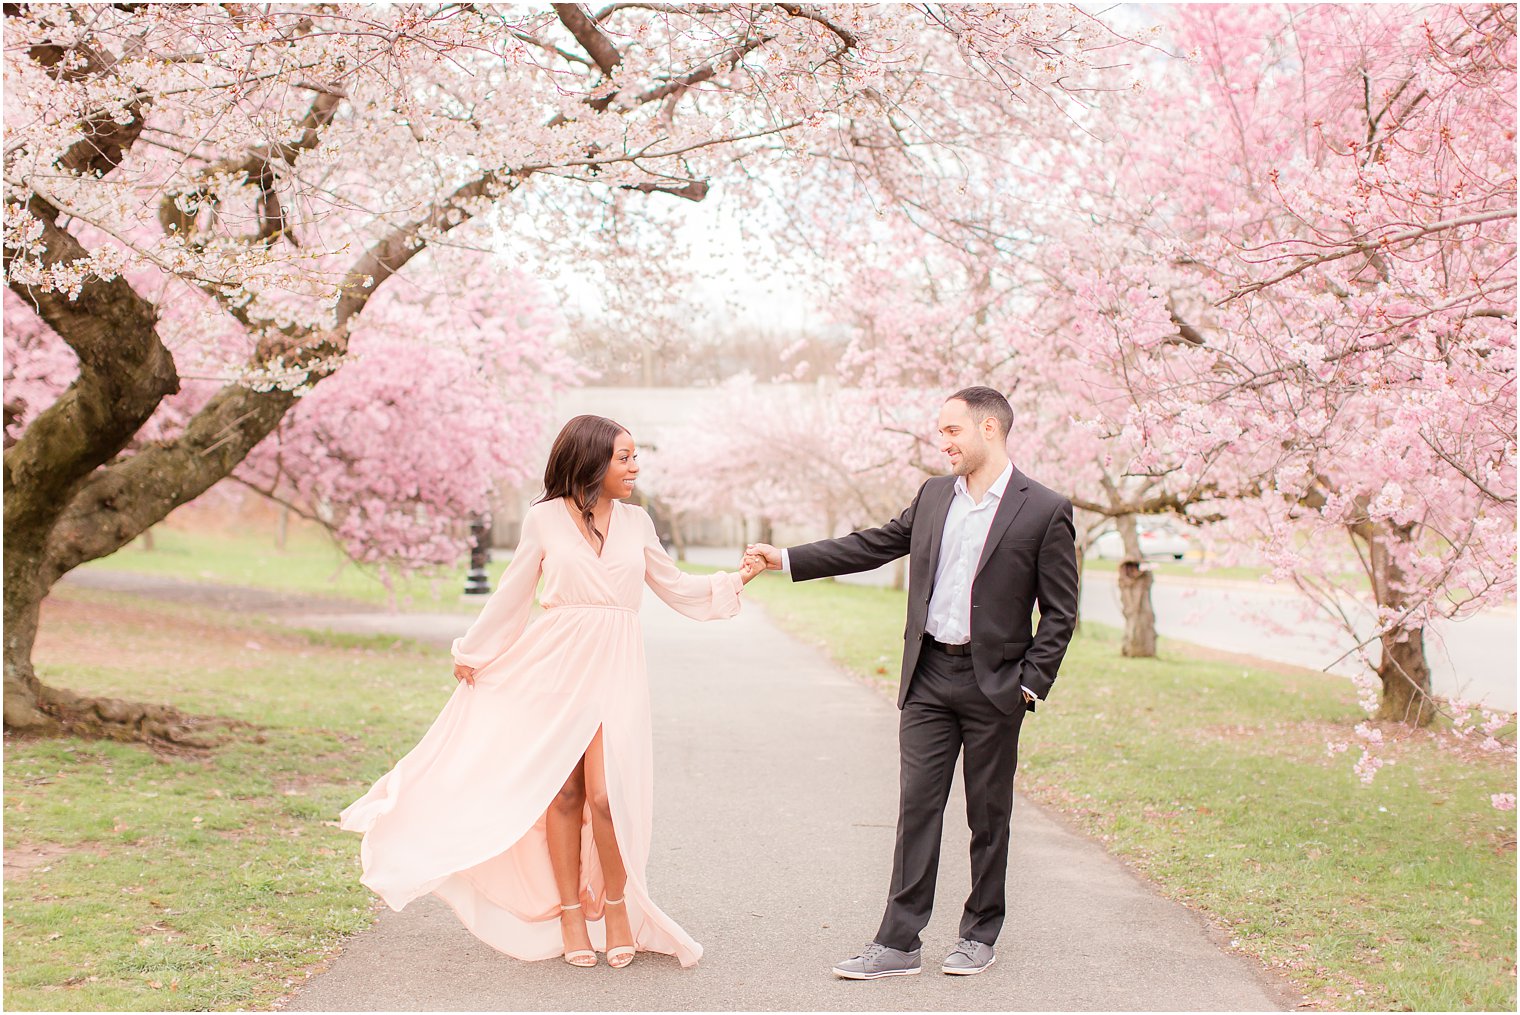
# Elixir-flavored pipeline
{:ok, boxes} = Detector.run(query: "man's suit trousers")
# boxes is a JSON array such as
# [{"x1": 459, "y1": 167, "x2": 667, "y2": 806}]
[{"x1": 875, "y1": 640, "x2": 1026, "y2": 952}]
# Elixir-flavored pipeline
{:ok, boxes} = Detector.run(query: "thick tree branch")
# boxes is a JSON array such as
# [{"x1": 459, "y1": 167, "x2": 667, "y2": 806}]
[
  {"x1": 4, "y1": 4, "x2": 150, "y2": 179},
  {"x1": 775, "y1": 3, "x2": 860, "y2": 49},
  {"x1": 158, "y1": 89, "x2": 344, "y2": 246},
  {"x1": 334, "y1": 173, "x2": 520, "y2": 327},
  {"x1": 3, "y1": 198, "x2": 178, "y2": 558},
  {"x1": 1166, "y1": 296, "x2": 1207, "y2": 346},
  {"x1": 625, "y1": 31, "x2": 774, "y2": 107},
  {"x1": 553, "y1": 2, "x2": 622, "y2": 76},
  {"x1": 42, "y1": 384, "x2": 296, "y2": 581},
  {"x1": 619, "y1": 178, "x2": 710, "y2": 201}
]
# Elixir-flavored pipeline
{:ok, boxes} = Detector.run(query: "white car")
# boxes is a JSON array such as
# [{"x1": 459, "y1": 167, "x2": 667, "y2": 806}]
[{"x1": 1088, "y1": 518, "x2": 1191, "y2": 561}]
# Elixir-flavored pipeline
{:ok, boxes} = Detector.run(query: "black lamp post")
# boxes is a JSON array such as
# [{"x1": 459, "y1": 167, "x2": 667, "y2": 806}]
[{"x1": 464, "y1": 512, "x2": 492, "y2": 596}]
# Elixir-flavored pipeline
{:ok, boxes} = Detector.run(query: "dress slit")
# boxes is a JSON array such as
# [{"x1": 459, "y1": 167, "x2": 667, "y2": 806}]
[{"x1": 565, "y1": 721, "x2": 622, "y2": 921}]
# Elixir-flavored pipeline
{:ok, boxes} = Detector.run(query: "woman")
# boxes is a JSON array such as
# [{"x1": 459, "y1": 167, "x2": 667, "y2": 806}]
[{"x1": 340, "y1": 415, "x2": 763, "y2": 969}]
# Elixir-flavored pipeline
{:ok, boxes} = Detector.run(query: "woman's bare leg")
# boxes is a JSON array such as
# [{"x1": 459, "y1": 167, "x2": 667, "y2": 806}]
[
  {"x1": 582, "y1": 728, "x2": 633, "y2": 958},
  {"x1": 547, "y1": 758, "x2": 593, "y2": 960}
]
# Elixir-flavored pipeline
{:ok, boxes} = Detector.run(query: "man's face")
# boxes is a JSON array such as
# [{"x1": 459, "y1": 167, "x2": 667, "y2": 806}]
[{"x1": 938, "y1": 398, "x2": 991, "y2": 477}]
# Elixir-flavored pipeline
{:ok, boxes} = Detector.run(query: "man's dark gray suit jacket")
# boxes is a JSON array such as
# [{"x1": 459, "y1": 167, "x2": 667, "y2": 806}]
[{"x1": 787, "y1": 468, "x2": 1081, "y2": 715}]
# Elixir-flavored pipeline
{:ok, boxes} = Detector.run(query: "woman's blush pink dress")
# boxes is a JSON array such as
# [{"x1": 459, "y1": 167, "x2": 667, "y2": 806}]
[{"x1": 340, "y1": 497, "x2": 744, "y2": 967}]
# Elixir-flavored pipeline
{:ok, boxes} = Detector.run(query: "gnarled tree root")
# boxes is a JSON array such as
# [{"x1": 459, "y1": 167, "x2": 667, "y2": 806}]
[{"x1": 11, "y1": 684, "x2": 255, "y2": 752}]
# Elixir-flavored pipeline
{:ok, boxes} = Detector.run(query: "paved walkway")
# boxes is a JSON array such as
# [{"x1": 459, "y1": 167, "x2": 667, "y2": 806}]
[{"x1": 65, "y1": 570, "x2": 1296, "y2": 1011}]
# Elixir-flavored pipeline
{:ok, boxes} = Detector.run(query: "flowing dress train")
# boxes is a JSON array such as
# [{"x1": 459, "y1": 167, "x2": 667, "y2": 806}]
[{"x1": 340, "y1": 498, "x2": 743, "y2": 967}]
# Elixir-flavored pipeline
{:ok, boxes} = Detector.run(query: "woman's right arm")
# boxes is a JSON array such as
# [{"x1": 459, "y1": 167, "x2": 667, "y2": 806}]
[{"x1": 451, "y1": 507, "x2": 547, "y2": 680}]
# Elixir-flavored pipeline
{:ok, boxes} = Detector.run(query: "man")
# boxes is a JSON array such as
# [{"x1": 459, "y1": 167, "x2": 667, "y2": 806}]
[{"x1": 746, "y1": 386, "x2": 1079, "y2": 979}]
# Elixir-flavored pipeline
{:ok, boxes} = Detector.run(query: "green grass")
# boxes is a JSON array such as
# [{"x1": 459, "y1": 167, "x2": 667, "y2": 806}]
[
  {"x1": 3, "y1": 588, "x2": 454, "y2": 1011},
  {"x1": 742, "y1": 576, "x2": 1518, "y2": 1013}
]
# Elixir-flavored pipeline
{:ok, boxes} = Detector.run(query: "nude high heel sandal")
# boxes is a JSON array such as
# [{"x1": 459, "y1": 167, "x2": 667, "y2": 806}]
[
  {"x1": 604, "y1": 897, "x2": 635, "y2": 969},
  {"x1": 559, "y1": 903, "x2": 597, "y2": 967}
]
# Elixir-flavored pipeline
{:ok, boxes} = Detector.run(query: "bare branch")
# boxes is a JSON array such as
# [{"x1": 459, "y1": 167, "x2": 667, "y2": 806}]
[{"x1": 1223, "y1": 207, "x2": 1518, "y2": 303}]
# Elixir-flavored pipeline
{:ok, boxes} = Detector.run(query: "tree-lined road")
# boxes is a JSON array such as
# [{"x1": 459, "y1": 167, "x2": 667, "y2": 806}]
[
  {"x1": 1078, "y1": 570, "x2": 1517, "y2": 713},
  {"x1": 684, "y1": 549, "x2": 1517, "y2": 713}
]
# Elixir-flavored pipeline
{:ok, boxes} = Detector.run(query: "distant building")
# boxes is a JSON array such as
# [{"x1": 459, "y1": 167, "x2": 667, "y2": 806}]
[{"x1": 488, "y1": 384, "x2": 813, "y2": 551}]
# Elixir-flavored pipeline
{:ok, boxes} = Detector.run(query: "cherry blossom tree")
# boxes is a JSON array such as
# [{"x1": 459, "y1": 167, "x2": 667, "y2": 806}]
[
  {"x1": 3, "y1": 3, "x2": 1133, "y2": 743},
  {"x1": 6, "y1": 247, "x2": 576, "y2": 573},
  {"x1": 772, "y1": 2, "x2": 1514, "y2": 707},
  {"x1": 1045, "y1": 3, "x2": 1516, "y2": 725},
  {"x1": 232, "y1": 246, "x2": 579, "y2": 572}
]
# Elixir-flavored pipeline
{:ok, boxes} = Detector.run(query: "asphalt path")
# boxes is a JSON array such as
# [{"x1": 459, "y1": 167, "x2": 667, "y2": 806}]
[
  {"x1": 66, "y1": 568, "x2": 1294, "y2": 1010},
  {"x1": 298, "y1": 603, "x2": 1292, "y2": 1009}
]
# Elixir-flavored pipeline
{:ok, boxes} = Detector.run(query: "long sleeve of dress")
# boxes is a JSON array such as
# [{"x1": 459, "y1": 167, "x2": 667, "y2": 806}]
[
  {"x1": 640, "y1": 509, "x2": 743, "y2": 620},
  {"x1": 451, "y1": 507, "x2": 547, "y2": 669}
]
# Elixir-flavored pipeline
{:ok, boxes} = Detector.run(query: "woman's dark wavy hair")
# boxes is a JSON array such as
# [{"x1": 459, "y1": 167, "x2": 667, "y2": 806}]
[{"x1": 538, "y1": 415, "x2": 630, "y2": 552}]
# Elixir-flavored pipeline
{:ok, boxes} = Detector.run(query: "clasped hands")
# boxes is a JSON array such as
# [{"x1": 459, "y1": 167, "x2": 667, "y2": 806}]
[{"x1": 740, "y1": 543, "x2": 782, "y2": 583}]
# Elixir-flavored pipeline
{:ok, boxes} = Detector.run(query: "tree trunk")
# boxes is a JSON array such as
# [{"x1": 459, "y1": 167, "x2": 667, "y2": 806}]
[
  {"x1": 4, "y1": 541, "x2": 237, "y2": 748},
  {"x1": 3, "y1": 564, "x2": 51, "y2": 733},
  {"x1": 1365, "y1": 522, "x2": 1435, "y2": 726},
  {"x1": 140, "y1": 527, "x2": 155, "y2": 552},
  {"x1": 1114, "y1": 514, "x2": 1157, "y2": 657},
  {"x1": 1117, "y1": 561, "x2": 1157, "y2": 657},
  {"x1": 890, "y1": 556, "x2": 906, "y2": 591},
  {"x1": 1374, "y1": 625, "x2": 1435, "y2": 725},
  {"x1": 670, "y1": 515, "x2": 687, "y2": 562}
]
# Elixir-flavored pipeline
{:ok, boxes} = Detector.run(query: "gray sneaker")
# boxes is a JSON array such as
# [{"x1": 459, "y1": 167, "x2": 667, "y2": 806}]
[
  {"x1": 832, "y1": 942, "x2": 923, "y2": 979},
  {"x1": 942, "y1": 938, "x2": 996, "y2": 975}
]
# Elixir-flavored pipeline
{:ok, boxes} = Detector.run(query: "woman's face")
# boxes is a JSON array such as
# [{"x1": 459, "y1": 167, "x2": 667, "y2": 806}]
[{"x1": 601, "y1": 432, "x2": 639, "y2": 500}]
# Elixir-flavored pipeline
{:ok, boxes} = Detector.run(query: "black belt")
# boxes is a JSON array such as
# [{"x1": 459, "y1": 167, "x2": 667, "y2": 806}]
[{"x1": 925, "y1": 636, "x2": 971, "y2": 656}]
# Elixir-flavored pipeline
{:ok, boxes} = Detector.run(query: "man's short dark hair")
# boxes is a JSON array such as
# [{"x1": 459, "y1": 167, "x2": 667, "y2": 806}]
[{"x1": 949, "y1": 385, "x2": 1013, "y2": 438}]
